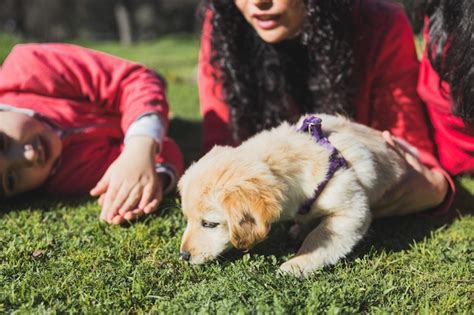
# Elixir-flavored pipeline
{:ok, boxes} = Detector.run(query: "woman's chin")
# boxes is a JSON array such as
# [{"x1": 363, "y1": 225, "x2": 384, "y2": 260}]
[{"x1": 256, "y1": 28, "x2": 292, "y2": 44}]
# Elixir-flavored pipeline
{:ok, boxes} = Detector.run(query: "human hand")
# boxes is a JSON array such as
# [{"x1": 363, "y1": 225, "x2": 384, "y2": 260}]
[
  {"x1": 90, "y1": 136, "x2": 162, "y2": 224},
  {"x1": 373, "y1": 131, "x2": 449, "y2": 218}
]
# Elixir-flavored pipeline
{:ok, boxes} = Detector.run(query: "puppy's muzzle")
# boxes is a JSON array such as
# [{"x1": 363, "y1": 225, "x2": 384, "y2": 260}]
[{"x1": 180, "y1": 250, "x2": 191, "y2": 262}]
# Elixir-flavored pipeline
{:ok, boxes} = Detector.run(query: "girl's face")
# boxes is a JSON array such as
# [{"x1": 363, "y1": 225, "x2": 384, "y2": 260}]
[
  {"x1": 234, "y1": 0, "x2": 306, "y2": 44},
  {"x1": 0, "y1": 111, "x2": 62, "y2": 198}
]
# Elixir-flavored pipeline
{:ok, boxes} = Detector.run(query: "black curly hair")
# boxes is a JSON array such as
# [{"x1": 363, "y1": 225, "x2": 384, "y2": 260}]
[
  {"x1": 424, "y1": 0, "x2": 474, "y2": 125},
  {"x1": 200, "y1": 0, "x2": 354, "y2": 142}
]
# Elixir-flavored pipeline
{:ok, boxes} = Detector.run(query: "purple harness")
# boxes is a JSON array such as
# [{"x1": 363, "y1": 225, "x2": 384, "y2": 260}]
[{"x1": 297, "y1": 116, "x2": 348, "y2": 215}]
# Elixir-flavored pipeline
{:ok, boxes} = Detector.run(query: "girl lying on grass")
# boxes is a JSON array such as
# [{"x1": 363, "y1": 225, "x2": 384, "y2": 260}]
[
  {"x1": 418, "y1": 0, "x2": 474, "y2": 176},
  {"x1": 197, "y1": 0, "x2": 454, "y2": 216},
  {"x1": 0, "y1": 43, "x2": 183, "y2": 224}
]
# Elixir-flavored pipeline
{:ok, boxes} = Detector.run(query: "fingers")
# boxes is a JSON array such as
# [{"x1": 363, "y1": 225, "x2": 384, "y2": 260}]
[
  {"x1": 100, "y1": 184, "x2": 119, "y2": 222},
  {"x1": 90, "y1": 171, "x2": 110, "y2": 196},
  {"x1": 114, "y1": 178, "x2": 159, "y2": 218},
  {"x1": 382, "y1": 131, "x2": 406, "y2": 159},
  {"x1": 117, "y1": 185, "x2": 141, "y2": 216},
  {"x1": 105, "y1": 182, "x2": 136, "y2": 222},
  {"x1": 123, "y1": 208, "x2": 144, "y2": 221},
  {"x1": 388, "y1": 138, "x2": 424, "y2": 173},
  {"x1": 101, "y1": 187, "x2": 162, "y2": 224},
  {"x1": 404, "y1": 153, "x2": 424, "y2": 172},
  {"x1": 382, "y1": 131, "x2": 426, "y2": 174},
  {"x1": 98, "y1": 194, "x2": 104, "y2": 207},
  {"x1": 382, "y1": 131, "x2": 396, "y2": 147},
  {"x1": 108, "y1": 208, "x2": 141, "y2": 225},
  {"x1": 124, "y1": 203, "x2": 158, "y2": 220},
  {"x1": 138, "y1": 179, "x2": 159, "y2": 210},
  {"x1": 382, "y1": 131, "x2": 419, "y2": 157},
  {"x1": 392, "y1": 136, "x2": 419, "y2": 157},
  {"x1": 107, "y1": 198, "x2": 160, "y2": 225},
  {"x1": 111, "y1": 214, "x2": 125, "y2": 225},
  {"x1": 119, "y1": 193, "x2": 160, "y2": 222},
  {"x1": 98, "y1": 173, "x2": 163, "y2": 224},
  {"x1": 144, "y1": 199, "x2": 159, "y2": 214}
]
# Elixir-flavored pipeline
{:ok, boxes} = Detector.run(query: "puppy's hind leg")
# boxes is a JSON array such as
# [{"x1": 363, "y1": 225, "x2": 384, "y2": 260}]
[{"x1": 280, "y1": 200, "x2": 371, "y2": 277}]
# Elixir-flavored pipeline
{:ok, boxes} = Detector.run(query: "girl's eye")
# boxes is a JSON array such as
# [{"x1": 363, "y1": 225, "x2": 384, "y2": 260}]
[
  {"x1": 201, "y1": 220, "x2": 219, "y2": 228},
  {"x1": 5, "y1": 170, "x2": 15, "y2": 192}
]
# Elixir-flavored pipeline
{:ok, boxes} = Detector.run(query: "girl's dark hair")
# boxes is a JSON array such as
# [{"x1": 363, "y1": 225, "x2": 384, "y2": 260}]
[
  {"x1": 200, "y1": 0, "x2": 354, "y2": 142},
  {"x1": 424, "y1": 0, "x2": 474, "y2": 125}
]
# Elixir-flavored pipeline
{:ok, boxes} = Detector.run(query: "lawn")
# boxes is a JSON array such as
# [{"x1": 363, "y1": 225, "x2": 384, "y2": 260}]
[{"x1": 0, "y1": 34, "x2": 473, "y2": 313}]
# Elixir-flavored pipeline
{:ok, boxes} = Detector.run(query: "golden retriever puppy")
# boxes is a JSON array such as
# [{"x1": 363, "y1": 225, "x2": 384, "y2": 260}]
[{"x1": 178, "y1": 114, "x2": 407, "y2": 277}]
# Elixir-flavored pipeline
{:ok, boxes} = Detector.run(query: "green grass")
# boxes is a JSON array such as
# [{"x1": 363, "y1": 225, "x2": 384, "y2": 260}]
[
  {"x1": 1, "y1": 35, "x2": 473, "y2": 313},
  {"x1": 0, "y1": 33, "x2": 23, "y2": 62}
]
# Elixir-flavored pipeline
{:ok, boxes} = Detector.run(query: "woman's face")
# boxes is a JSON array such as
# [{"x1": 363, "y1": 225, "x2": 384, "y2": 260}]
[
  {"x1": 234, "y1": 0, "x2": 306, "y2": 44},
  {"x1": 0, "y1": 111, "x2": 62, "y2": 198}
]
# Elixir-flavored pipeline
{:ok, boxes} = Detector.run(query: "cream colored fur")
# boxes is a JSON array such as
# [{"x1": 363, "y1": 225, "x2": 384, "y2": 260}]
[{"x1": 178, "y1": 114, "x2": 407, "y2": 277}]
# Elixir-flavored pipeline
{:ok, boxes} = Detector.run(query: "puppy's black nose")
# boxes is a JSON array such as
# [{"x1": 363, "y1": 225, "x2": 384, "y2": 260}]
[{"x1": 180, "y1": 251, "x2": 191, "y2": 261}]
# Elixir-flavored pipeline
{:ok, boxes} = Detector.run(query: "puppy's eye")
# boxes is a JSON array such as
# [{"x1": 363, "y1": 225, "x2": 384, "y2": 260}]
[{"x1": 201, "y1": 220, "x2": 219, "y2": 228}]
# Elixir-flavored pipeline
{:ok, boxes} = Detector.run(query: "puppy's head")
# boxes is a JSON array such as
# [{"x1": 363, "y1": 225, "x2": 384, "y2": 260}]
[{"x1": 178, "y1": 145, "x2": 282, "y2": 264}]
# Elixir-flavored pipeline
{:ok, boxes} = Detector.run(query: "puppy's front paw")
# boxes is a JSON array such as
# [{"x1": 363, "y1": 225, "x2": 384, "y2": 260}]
[{"x1": 279, "y1": 256, "x2": 318, "y2": 278}]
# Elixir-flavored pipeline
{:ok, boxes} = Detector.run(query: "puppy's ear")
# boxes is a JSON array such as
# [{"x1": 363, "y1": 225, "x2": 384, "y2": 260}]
[{"x1": 221, "y1": 180, "x2": 281, "y2": 251}]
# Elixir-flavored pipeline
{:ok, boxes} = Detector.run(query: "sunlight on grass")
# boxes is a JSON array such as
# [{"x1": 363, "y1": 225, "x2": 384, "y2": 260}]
[{"x1": 0, "y1": 33, "x2": 22, "y2": 62}]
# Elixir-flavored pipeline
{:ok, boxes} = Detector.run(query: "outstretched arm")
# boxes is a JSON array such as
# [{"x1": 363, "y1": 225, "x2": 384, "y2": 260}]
[{"x1": 90, "y1": 115, "x2": 181, "y2": 224}]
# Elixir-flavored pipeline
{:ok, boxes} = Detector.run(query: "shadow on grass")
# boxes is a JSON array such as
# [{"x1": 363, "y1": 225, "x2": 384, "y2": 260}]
[
  {"x1": 0, "y1": 190, "x2": 182, "y2": 228},
  {"x1": 356, "y1": 177, "x2": 474, "y2": 254},
  {"x1": 221, "y1": 176, "x2": 474, "y2": 265},
  {"x1": 0, "y1": 191, "x2": 91, "y2": 216},
  {"x1": 218, "y1": 222, "x2": 297, "y2": 264}
]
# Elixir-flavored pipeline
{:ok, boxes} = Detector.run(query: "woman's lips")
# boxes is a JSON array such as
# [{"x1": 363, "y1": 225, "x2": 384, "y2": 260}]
[{"x1": 253, "y1": 14, "x2": 281, "y2": 30}]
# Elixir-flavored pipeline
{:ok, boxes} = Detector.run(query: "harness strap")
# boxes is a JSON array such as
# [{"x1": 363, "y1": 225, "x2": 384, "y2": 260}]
[{"x1": 297, "y1": 116, "x2": 348, "y2": 215}]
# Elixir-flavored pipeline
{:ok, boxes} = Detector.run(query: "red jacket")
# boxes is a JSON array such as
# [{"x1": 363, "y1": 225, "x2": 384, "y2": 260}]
[
  {"x1": 198, "y1": 0, "x2": 454, "y2": 211},
  {"x1": 0, "y1": 43, "x2": 184, "y2": 195},
  {"x1": 418, "y1": 21, "x2": 474, "y2": 176}
]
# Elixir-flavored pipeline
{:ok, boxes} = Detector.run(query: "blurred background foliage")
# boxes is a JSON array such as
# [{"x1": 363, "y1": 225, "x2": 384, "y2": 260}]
[
  {"x1": 0, "y1": 0, "x2": 200, "y2": 42},
  {"x1": 0, "y1": 0, "x2": 423, "y2": 42}
]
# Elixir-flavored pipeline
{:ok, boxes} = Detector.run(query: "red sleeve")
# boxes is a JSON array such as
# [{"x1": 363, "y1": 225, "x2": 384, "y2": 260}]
[
  {"x1": 198, "y1": 12, "x2": 234, "y2": 152},
  {"x1": 0, "y1": 43, "x2": 169, "y2": 133},
  {"x1": 368, "y1": 7, "x2": 454, "y2": 213},
  {"x1": 417, "y1": 19, "x2": 474, "y2": 176}
]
